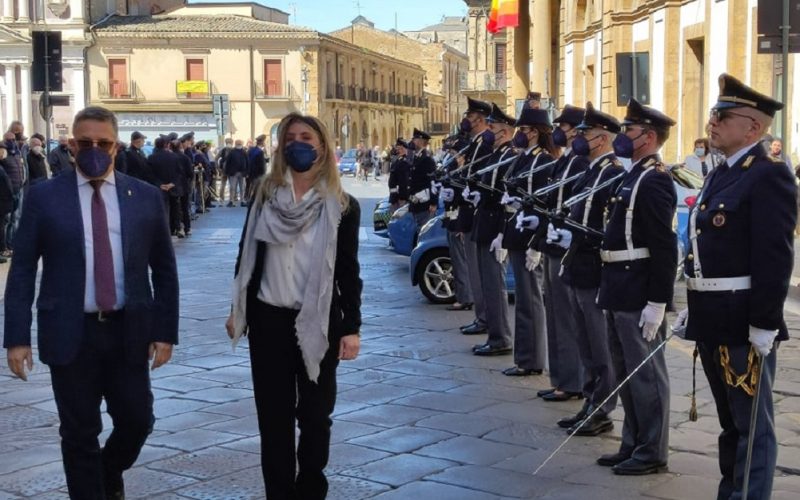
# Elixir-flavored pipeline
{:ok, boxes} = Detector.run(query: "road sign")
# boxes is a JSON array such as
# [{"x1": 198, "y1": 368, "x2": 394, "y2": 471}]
[
  {"x1": 757, "y1": 0, "x2": 800, "y2": 53},
  {"x1": 212, "y1": 94, "x2": 229, "y2": 136}
]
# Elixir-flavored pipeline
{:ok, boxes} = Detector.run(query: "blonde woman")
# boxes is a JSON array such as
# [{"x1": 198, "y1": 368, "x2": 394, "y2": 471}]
[{"x1": 227, "y1": 113, "x2": 362, "y2": 499}]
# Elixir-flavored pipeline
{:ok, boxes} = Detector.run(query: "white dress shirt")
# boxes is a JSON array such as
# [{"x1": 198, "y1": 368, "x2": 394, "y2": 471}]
[
  {"x1": 77, "y1": 170, "x2": 126, "y2": 312},
  {"x1": 725, "y1": 141, "x2": 761, "y2": 168},
  {"x1": 258, "y1": 181, "x2": 320, "y2": 310}
]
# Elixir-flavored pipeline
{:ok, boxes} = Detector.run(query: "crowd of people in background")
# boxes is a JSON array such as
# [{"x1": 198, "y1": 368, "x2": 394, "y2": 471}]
[{"x1": 0, "y1": 120, "x2": 271, "y2": 252}]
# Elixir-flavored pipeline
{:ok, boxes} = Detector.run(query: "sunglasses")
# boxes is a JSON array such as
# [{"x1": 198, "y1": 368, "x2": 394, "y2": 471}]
[
  {"x1": 709, "y1": 108, "x2": 756, "y2": 124},
  {"x1": 75, "y1": 139, "x2": 116, "y2": 151}
]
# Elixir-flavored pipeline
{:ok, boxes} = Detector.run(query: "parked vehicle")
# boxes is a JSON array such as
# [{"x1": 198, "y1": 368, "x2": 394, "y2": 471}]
[
  {"x1": 372, "y1": 197, "x2": 393, "y2": 238},
  {"x1": 337, "y1": 148, "x2": 358, "y2": 176},
  {"x1": 669, "y1": 163, "x2": 704, "y2": 280}
]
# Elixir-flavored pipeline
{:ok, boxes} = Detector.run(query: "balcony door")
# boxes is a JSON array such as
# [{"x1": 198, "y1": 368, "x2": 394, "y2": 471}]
[
  {"x1": 108, "y1": 59, "x2": 128, "y2": 98},
  {"x1": 186, "y1": 58, "x2": 205, "y2": 98},
  {"x1": 264, "y1": 59, "x2": 283, "y2": 97}
]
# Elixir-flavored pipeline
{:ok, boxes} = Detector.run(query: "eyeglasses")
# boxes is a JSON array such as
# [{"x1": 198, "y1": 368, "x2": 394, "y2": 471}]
[
  {"x1": 709, "y1": 108, "x2": 756, "y2": 124},
  {"x1": 75, "y1": 139, "x2": 116, "y2": 151}
]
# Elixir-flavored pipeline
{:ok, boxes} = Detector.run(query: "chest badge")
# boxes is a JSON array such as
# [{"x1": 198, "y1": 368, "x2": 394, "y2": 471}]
[{"x1": 712, "y1": 212, "x2": 726, "y2": 227}]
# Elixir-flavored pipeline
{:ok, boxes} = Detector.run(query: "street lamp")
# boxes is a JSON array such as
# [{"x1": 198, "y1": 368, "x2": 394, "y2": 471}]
[{"x1": 300, "y1": 65, "x2": 309, "y2": 115}]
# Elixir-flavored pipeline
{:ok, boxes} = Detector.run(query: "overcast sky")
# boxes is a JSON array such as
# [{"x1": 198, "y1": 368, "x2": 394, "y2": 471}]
[{"x1": 193, "y1": 0, "x2": 469, "y2": 32}]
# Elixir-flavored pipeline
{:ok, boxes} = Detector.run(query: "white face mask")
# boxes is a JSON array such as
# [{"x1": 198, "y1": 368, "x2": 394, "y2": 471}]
[
  {"x1": 694, "y1": 148, "x2": 705, "y2": 158},
  {"x1": 32, "y1": 145, "x2": 43, "y2": 155}
]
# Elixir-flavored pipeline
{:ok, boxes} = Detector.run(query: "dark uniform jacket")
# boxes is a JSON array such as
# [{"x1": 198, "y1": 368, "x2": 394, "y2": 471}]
[
  {"x1": 471, "y1": 141, "x2": 517, "y2": 244},
  {"x1": 176, "y1": 151, "x2": 194, "y2": 197},
  {"x1": 408, "y1": 149, "x2": 438, "y2": 214},
  {"x1": 0, "y1": 167, "x2": 13, "y2": 215},
  {"x1": 125, "y1": 146, "x2": 159, "y2": 186},
  {"x1": 597, "y1": 155, "x2": 677, "y2": 311},
  {"x1": 47, "y1": 147, "x2": 74, "y2": 176},
  {"x1": 502, "y1": 146, "x2": 554, "y2": 251},
  {"x1": 685, "y1": 144, "x2": 797, "y2": 346},
  {"x1": 538, "y1": 149, "x2": 590, "y2": 257},
  {"x1": 388, "y1": 156, "x2": 410, "y2": 205},
  {"x1": 148, "y1": 148, "x2": 182, "y2": 196},
  {"x1": 25, "y1": 152, "x2": 48, "y2": 186},
  {"x1": 452, "y1": 129, "x2": 494, "y2": 232},
  {"x1": 559, "y1": 152, "x2": 624, "y2": 289}
]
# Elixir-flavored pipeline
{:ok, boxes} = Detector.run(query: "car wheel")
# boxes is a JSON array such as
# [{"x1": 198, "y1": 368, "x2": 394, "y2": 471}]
[{"x1": 416, "y1": 248, "x2": 457, "y2": 304}]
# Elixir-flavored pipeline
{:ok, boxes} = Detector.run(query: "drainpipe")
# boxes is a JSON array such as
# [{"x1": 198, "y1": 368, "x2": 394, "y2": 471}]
[{"x1": 250, "y1": 45, "x2": 255, "y2": 140}]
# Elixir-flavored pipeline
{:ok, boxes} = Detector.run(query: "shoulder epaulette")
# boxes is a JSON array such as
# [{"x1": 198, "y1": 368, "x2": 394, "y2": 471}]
[
  {"x1": 532, "y1": 146, "x2": 542, "y2": 156},
  {"x1": 600, "y1": 158, "x2": 612, "y2": 168},
  {"x1": 643, "y1": 158, "x2": 656, "y2": 169},
  {"x1": 742, "y1": 155, "x2": 755, "y2": 170}
]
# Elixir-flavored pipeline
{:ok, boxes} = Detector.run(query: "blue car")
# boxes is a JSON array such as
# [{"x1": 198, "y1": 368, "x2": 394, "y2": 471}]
[{"x1": 337, "y1": 148, "x2": 358, "y2": 176}]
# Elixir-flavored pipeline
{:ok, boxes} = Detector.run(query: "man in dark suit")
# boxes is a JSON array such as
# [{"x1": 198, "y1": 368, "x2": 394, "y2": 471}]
[
  {"x1": 675, "y1": 74, "x2": 796, "y2": 500},
  {"x1": 125, "y1": 131, "x2": 158, "y2": 186},
  {"x1": 3, "y1": 106, "x2": 179, "y2": 500},
  {"x1": 148, "y1": 136, "x2": 182, "y2": 235}
]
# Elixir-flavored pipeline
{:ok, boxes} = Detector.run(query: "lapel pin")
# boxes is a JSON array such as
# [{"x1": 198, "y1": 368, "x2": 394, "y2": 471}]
[{"x1": 127, "y1": 189, "x2": 132, "y2": 196}]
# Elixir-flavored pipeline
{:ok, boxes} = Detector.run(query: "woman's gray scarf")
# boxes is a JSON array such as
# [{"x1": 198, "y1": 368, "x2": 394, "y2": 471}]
[{"x1": 232, "y1": 183, "x2": 342, "y2": 382}]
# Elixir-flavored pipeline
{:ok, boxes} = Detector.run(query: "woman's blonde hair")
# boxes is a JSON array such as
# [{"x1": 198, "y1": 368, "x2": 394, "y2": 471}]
[{"x1": 254, "y1": 113, "x2": 349, "y2": 209}]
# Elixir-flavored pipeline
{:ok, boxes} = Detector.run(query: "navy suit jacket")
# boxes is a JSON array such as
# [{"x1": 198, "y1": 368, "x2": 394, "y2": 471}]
[{"x1": 3, "y1": 170, "x2": 179, "y2": 366}]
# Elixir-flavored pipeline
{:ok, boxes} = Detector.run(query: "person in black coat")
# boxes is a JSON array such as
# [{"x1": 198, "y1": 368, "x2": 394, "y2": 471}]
[
  {"x1": 48, "y1": 135, "x2": 75, "y2": 176},
  {"x1": 548, "y1": 102, "x2": 624, "y2": 436},
  {"x1": 173, "y1": 139, "x2": 195, "y2": 236},
  {"x1": 227, "y1": 113, "x2": 361, "y2": 500},
  {"x1": 147, "y1": 137, "x2": 182, "y2": 235},
  {"x1": 25, "y1": 137, "x2": 49, "y2": 186},
  {"x1": 595, "y1": 99, "x2": 677, "y2": 475},
  {"x1": 387, "y1": 138, "x2": 410, "y2": 210},
  {"x1": 247, "y1": 135, "x2": 268, "y2": 202},
  {"x1": 0, "y1": 144, "x2": 13, "y2": 262},
  {"x1": 407, "y1": 128, "x2": 438, "y2": 228},
  {"x1": 673, "y1": 74, "x2": 796, "y2": 500},
  {"x1": 125, "y1": 132, "x2": 158, "y2": 186},
  {"x1": 225, "y1": 140, "x2": 249, "y2": 206}
]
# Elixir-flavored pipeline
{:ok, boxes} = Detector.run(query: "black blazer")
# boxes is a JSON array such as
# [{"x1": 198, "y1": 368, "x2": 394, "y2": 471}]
[{"x1": 235, "y1": 194, "x2": 363, "y2": 342}]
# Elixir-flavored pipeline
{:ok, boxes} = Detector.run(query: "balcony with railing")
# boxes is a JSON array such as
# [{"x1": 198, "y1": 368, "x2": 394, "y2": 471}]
[
  {"x1": 336, "y1": 83, "x2": 345, "y2": 99},
  {"x1": 254, "y1": 80, "x2": 300, "y2": 101},
  {"x1": 98, "y1": 80, "x2": 140, "y2": 101},
  {"x1": 347, "y1": 85, "x2": 356, "y2": 100},
  {"x1": 430, "y1": 122, "x2": 450, "y2": 134},
  {"x1": 176, "y1": 80, "x2": 214, "y2": 100}
]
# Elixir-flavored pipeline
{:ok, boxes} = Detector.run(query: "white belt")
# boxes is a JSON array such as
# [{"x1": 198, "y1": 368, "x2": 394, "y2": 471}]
[
  {"x1": 600, "y1": 248, "x2": 650, "y2": 263},
  {"x1": 389, "y1": 187, "x2": 399, "y2": 193},
  {"x1": 686, "y1": 276, "x2": 751, "y2": 292},
  {"x1": 445, "y1": 209, "x2": 459, "y2": 219}
]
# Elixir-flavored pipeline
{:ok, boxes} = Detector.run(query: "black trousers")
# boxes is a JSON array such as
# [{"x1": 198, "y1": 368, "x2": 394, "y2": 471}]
[
  {"x1": 248, "y1": 300, "x2": 339, "y2": 500},
  {"x1": 49, "y1": 314, "x2": 154, "y2": 500},
  {"x1": 179, "y1": 195, "x2": 191, "y2": 232}
]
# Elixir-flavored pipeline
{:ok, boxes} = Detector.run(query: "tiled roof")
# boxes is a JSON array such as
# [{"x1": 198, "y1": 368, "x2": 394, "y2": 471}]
[{"x1": 93, "y1": 14, "x2": 316, "y2": 36}]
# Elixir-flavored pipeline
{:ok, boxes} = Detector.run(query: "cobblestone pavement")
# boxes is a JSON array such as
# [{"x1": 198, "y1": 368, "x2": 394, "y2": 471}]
[{"x1": 0, "y1": 178, "x2": 798, "y2": 498}]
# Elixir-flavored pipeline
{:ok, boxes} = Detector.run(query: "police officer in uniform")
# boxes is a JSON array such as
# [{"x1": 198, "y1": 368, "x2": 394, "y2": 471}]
[
  {"x1": 547, "y1": 102, "x2": 623, "y2": 435},
  {"x1": 673, "y1": 74, "x2": 795, "y2": 500},
  {"x1": 495, "y1": 107, "x2": 557, "y2": 367},
  {"x1": 388, "y1": 139, "x2": 410, "y2": 210},
  {"x1": 536, "y1": 105, "x2": 589, "y2": 401},
  {"x1": 465, "y1": 103, "x2": 515, "y2": 356},
  {"x1": 596, "y1": 99, "x2": 677, "y2": 475},
  {"x1": 407, "y1": 129, "x2": 437, "y2": 229},
  {"x1": 456, "y1": 98, "x2": 495, "y2": 335}
]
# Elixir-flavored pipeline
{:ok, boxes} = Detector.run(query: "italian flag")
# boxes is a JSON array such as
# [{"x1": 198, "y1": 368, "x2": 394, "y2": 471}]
[{"x1": 487, "y1": 0, "x2": 519, "y2": 34}]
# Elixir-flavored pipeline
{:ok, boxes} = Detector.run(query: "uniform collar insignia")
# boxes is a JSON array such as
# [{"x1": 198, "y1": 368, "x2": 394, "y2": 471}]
[{"x1": 742, "y1": 155, "x2": 755, "y2": 169}]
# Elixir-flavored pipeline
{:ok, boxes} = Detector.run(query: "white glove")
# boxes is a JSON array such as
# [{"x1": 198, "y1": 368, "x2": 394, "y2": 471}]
[
  {"x1": 500, "y1": 191, "x2": 522, "y2": 210},
  {"x1": 431, "y1": 181, "x2": 442, "y2": 195},
  {"x1": 516, "y1": 212, "x2": 540, "y2": 231},
  {"x1": 546, "y1": 223, "x2": 572, "y2": 249},
  {"x1": 749, "y1": 326, "x2": 778, "y2": 356},
  {"x1": 639, "y1": 302, "x2": 666, "y2": 342},
  {"x1": 413, "y1": 189, "x2": 430, "y2": 204},
  {"x1": 409, "y1": 193, "x2": 419, "y2": 203},
  {"x1": 489, "y1": 233, "x2": 503, "y2": 253},
  {"x1": 466, "y1": 191, "x2": 481, "y2": 207},
  {"x1": 671, "y1": 308, "x2": 689, "y2": 339},
  {"x1": 462, "y1": 186, "x2": 472, "y2": 200},
  {"x1": 525, "y1": 248, "x2": 541, "y2": 271},
  {"x1": 441, "y1": 187, "x2": 455, "y2": 202}
]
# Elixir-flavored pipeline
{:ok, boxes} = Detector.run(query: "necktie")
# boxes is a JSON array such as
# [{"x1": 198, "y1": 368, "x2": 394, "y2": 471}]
[{"x1": 90, "y1": 180, "x2": 117, "y2": 311}]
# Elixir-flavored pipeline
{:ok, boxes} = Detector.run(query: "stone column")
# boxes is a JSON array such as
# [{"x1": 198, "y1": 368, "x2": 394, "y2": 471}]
[
  {"x1": 72, "y1": 63, "x2": 86, "y2": 112},
  {"x1": 2, "y1": 0, "x2": 14, "y2": 21},
  {"x1": 508, "y1": 0, "x2": 530, "y2": 111},
  {"x1": 19, "y1": 63, "x2": 32, "y2": 134},
  {"x1": 70, "y1": 0, "x2": 84, "y2": 21},
  {"x1": 4, "y1": 64, "x2": 18, "y2": 128},
  {"x1": 530, "y1": 0, "x2": 552, "y2": 97},
  {"x1": 17, "y1": 0, "x2": 29, "y2": 22}
]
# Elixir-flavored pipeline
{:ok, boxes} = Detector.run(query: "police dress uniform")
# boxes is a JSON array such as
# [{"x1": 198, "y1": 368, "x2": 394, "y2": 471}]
[
  {"x1": 387, "y1": 139, "x2": 410, "y2": 207},
  {"x1": 469, "y1": 133, "x2": 515, "y2": 352},
  {"x1": 407, "y1": 129, "x2": 437, "y2": 229},
  {"x1": 684, "y1": 74, "x2": 794, "y2": 500},
  {"x1": 539, "y1": 105, "x2": 590, "y2": 396},
  {"x1": 557, "y1": 104, "x2": 624, "y2": 434},
  {"x1": 499, "y1": 107, "x2": 554, "y2": 367}
]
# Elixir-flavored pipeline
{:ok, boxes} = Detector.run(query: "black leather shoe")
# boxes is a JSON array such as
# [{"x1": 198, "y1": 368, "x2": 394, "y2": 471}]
[
  {"x1": 472, "y1": 342, "x2": 489, "y2": 352},
  {"x1": 557, "y1": 409, "x2": 587, "y2": 429},
  {"x1": 542, "y1": 391, "x2": 583, "y2": 402},
  {"x1": 612, "y1": 458, "x2": 668, "y2": 475},
  {"x1": 597, "y1": 451, "x2": 631, "y2": 467},
  {"x1": 569, "y1": 414, "x2": 613, "y2": 436},
  {"x1": 460, "y1": 320, "x2": 478, "y2": 331},
  {"x1": 461, "y1": 323, "x2": 488, "y2": 335},
  {"x1": 537, "y1": 388, "x2": 556, "y2": 397},
  {"x1": 502, "y1": 366, "x2": 542, "y2": 376},
  {"x1": 447, "y1": 302, "x2": 473, "y2": 311},
  {"x1": 104, "y1": 473, "x2": 125, "y2": 500},
  {"x1": 473, "y1": 345, "x2": 512, "y2": 356}
]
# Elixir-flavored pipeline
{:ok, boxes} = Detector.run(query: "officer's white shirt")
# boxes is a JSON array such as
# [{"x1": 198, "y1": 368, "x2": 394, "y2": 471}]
[
  {"x1": 725, "y1": 141, "x2": 761, "y2": 169},
  {"x1": 77, "y1": 170, "x2": 126, "y2": 312},
  {"x1": 258, "y1": 176, "x2": 319, "y2": 310}
]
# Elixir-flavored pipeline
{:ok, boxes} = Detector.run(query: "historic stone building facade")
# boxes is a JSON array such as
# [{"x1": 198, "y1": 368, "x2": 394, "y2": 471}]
[
  {"x1": 87, "y1": 4, "x2": 425, "y2": 148},
  {"x1": 330, "y1": 16, "x2": 468, "y2": 145}
]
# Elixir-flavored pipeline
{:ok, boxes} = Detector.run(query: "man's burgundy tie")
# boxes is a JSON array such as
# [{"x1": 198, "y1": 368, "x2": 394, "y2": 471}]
[{"x1": 90, "y1": 180, "x2": 116, "y2": 311}]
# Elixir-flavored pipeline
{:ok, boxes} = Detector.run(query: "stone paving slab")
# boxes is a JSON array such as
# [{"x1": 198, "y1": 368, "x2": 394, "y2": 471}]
[{"x1": 0, "y1": 185, "x2": 798, "y2": 498}]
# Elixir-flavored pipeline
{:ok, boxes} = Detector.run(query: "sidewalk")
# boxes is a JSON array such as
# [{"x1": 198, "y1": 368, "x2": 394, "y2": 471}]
[{"x1": 0, "y1": 200, "x2": 797, "y2": 498}]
